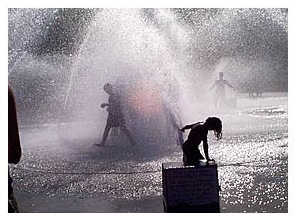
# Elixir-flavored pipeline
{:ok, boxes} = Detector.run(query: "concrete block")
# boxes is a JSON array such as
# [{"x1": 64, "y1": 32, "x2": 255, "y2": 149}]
[{"x1": 162, "y1": 161, "x2": 220, "y2": 212}]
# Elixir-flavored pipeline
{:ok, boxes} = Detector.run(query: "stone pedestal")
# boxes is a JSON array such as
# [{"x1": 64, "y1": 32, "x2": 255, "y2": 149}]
[{"x1": 162, "y1": 161, "x2": 220, "y2": 213}]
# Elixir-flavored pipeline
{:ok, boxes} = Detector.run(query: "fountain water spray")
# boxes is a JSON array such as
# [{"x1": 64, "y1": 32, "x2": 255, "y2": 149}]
[{"x1": 8, "y1": 8, "x2": 287, "y2": 146}]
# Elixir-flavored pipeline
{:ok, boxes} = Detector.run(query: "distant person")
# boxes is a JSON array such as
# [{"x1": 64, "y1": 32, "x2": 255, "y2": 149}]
[
  {"x1": 210, "y1": 72, "x2": 235, "y2": 110},
  {"x1": 249, "y1": 82, "x2": 263, "y2": 98},
  {"x1": 97, "y1": 83, "x2": 136, "y2": 147},
  {"x1": 8, "y1": 85, "x2": 22, "y2": 213},
  {"x1": 180, "y1": 117, "x2": 222, "y2": 166}
]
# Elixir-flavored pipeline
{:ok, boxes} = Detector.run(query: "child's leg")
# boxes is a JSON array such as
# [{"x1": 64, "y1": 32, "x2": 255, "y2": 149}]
[
  {"x1": 120, "y1": 125, "x2": 136, "y2": 146},
  {"x1": 195, "y1": 148, "x2": 205, "y2": 160},
  {"x1": 100, "y1": 124, "x2": 111, "y2": 146}
]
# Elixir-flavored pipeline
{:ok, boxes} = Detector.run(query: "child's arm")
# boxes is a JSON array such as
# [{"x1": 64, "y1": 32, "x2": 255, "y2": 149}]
[
  {"x1": 101, "y1": 103, "x2": 111, "y2": 108},
  {"x1": 180, "y1": 123, "x2": 197, "y2": 132},
  {"x1": 203, "y1": 138, "x2": 210, "y2": 161},
  {"x1": 203, "y1": 137, "x2": 214, "y2": 161},
  {"x1": 225, "y1": 80, "x2": 235, "y2": 90}
]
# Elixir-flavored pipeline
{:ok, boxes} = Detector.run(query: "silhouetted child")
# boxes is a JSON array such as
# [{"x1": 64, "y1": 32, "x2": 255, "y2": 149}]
[
  {"x1": 210, "y1": 72, "x2": 235, "y2": 110},
  {"x1": 180, "y1": 117, "x2": 222, "y2": 165},
  {"x1": 8, "y1": 85, "x2": 22, "y2": 212},
  {"x1": 98, "y1": 83, "x2": 135, "y2": 146}
]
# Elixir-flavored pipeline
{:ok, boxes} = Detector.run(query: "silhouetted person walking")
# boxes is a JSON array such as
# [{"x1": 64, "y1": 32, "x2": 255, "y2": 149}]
[
  {"x1": 8, "y1": 85, "x2": 22, "y2": 212},
  {"x1": 180, "y1": 117, "x2": 222, "y2": 166},
  {"x1": 98, "y1": 83, "x2": 135, "y2": 147},
  {"x1": 210, "y1": 72, "x2": 235, "y2": 110}
]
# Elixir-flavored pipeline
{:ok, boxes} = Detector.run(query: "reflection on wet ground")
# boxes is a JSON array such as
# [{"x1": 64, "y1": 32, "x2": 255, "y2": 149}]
[{"x1": 11, "y1": 100, "x2": 288, "y2": 212}]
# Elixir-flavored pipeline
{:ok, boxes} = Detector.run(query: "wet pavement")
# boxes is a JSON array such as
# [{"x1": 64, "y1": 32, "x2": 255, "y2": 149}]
[{"x1": 10, "y1": 95, "x2": 288, "y2": 213}]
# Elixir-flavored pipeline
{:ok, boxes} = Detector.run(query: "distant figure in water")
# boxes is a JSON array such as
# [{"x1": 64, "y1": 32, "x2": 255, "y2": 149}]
[
  {"x1": 180, "y1": 117, "x2": 222, "y2": 165},
  {"x1": 98, "y1": 83, "x2": 136, "y2": 147},
  {"x1": 210, "y1": 72, "x2": 235, "y2": 110},
  {"x1": 8, "y1": 85, "x2": 22, "y2": 212}
]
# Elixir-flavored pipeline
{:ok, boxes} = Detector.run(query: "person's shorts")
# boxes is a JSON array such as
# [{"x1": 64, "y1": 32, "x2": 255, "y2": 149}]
[{"x1": 107, "y1": 115, "x2": 125, "y2": 127}]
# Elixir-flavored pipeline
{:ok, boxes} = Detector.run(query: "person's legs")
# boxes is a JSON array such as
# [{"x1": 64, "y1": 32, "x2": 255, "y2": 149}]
[
  {"x1": 120, "y1": 125, "x2": 136, "y2": 146},
  {"x1": 8, "y1": 191, "x2": 19, "y2": 213},
  {"x1": 182, "y1": 142, "x2": 195, "y2": 165},
  {"x1": 194, "y1": 148, "x2": 205, "y2": 160},
  {"x1": 8, "y1": 173, "x2": 19, "y2": 213},
  {"x1": 214, "y1": 96, "x2": 218, "y2": 110},
  {"x1": 183, "y1": 150, "x2": 197, "y2": 165},
  {"x1": 182, "y1": 142, "x2": 204, "y2": 165},
  {"x1": 220, "y1": 94, "x2": 226, "y2": 110},
  {"x1": 214, "y1": 94, "x2": 222, "y2": 111},
  {"x1": 110, "y1": 127, "x2": 120, "y2": 140},
  {"x1": 100, "y1": 124, "x2": 111, "y2": 146}
]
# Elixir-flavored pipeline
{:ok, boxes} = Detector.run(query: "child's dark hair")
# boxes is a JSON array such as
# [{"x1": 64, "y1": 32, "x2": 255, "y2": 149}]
[{"x1": 205, "y1": 117, "x2": 222, "y2": 140}]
